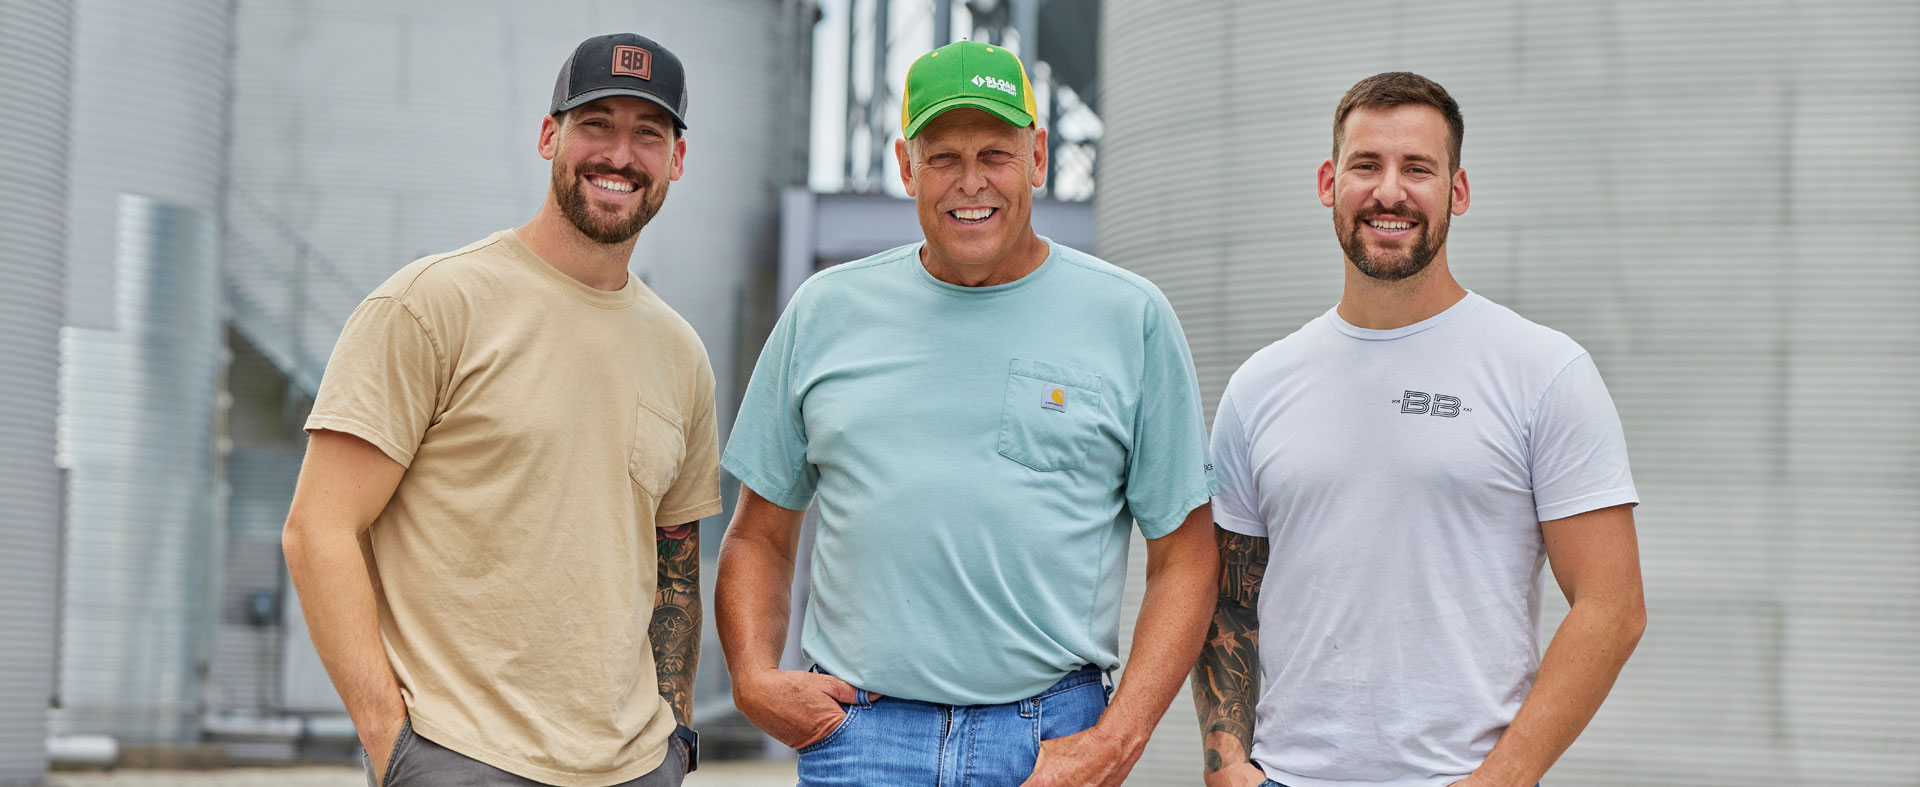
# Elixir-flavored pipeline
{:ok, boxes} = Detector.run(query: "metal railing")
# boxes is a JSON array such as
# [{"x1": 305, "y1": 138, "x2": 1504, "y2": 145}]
[{"x1": 222, "y1": 186, "x2": 367, "y2": 396}]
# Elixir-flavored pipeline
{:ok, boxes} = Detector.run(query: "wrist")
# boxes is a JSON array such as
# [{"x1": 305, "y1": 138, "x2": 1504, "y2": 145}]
[
  {"x1": 1092, "y1": 714, "x2": 1152, "y2": 752},
  {"x1": 1470, "y1": 760, "x2": 1533, "y2": 787},
  {"x1": 730, "y1": 664, "x2": 783, "y2": 699}
]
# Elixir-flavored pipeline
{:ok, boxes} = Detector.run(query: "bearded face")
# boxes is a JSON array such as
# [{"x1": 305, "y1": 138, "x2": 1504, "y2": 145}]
[
  {"x1": 1334, "y1": 193, "x2": 1450, "y2": 282},
  {"x1": 551, "y1": 158, "x2": 668, "y2": 245}
]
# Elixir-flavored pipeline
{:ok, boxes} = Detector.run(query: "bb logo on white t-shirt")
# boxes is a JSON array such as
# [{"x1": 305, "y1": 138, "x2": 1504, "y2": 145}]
[{"x1": 1395, "y1": 390, "x2": 1466, "y2": 417}]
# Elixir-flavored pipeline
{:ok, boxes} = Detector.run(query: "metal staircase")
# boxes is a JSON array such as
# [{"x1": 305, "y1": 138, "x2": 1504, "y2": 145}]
[{"x1": 222, "y1": 186, "x2": 366, "y2": 397}]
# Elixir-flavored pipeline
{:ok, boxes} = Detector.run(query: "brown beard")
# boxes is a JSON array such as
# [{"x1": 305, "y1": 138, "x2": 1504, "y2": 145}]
[
  {"x1": 552, "y1": 164, "x2": 667, "y2": 245},
  {"x1": 1337, "y1": 199, "x2": 1450, "y2": 282}
]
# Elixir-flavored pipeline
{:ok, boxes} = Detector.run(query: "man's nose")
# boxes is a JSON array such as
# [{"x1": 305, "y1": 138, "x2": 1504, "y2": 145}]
[
  {"x1": 601, "y1": 136, "x2": 638, "y2": 171},
  {"x1": 954, "y1": 158, "x2": 989, "y2": 193},
  {"x1": 1375, "y1": 170, "x2": 1408, "y2": 206}
]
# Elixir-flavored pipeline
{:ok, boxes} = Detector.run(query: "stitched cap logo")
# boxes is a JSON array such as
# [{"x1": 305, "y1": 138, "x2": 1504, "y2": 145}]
[
  {"x1": 970, "y1": 74, "x2": 1018, "y2": 97},
  {"x1": 612, "y1": 46, "x2": 653, "y2": 80}
]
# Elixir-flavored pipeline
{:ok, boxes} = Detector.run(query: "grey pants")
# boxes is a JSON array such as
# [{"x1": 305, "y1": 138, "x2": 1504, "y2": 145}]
[{"x1": 365, "y1": 718, "x2": 688, "y2": 787}]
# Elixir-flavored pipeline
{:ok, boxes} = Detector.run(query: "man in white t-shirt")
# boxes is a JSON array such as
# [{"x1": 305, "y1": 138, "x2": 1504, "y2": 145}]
[{"x1": 1192, "y1": 72, "x2": 1647, "y2": 787}]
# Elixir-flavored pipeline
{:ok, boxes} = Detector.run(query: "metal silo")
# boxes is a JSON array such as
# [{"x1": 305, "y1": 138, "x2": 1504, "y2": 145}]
[
  {"x1": 54, "y1": 0, "x2": 234, "y2": 744},
  {"x1": 0, "y1": 0, "x2": 73, "y2": 780},
  {"x1": 1100, "y1": 1, "x2": 1920, "y2": 785}
]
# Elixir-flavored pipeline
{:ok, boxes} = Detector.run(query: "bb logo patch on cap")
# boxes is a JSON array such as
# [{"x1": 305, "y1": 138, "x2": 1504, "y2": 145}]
[{"x1": 612, "y1": 46, "x2": 653, "y2": 79}]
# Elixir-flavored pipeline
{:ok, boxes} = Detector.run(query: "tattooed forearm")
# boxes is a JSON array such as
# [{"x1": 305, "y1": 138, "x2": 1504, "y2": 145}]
[
  {"x1": 1192, "y1": 525, "x2": 1268, "y2": 772},
  {"x1": 652, "y1": 522, "x2": 701, "y2": 725}
]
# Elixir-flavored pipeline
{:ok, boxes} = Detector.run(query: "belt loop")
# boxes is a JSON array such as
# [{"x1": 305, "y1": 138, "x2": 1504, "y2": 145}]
[
  {"x1": 1102, "y1": 667, "x2": 1115, "y2": 700},
  {"x1": 855, "y1": 688, "x2": 870, "y2": 707},
  {"x1": 1018, "y1": 696, "x2": 1038, "y2": 718}
]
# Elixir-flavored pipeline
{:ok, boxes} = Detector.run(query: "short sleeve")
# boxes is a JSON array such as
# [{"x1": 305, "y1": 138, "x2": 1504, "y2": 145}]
[
  {"x1": 1209, "y1": 386, "x2": 1266, "y2": 537},
  {"x1": 719, "y1": 293, "x2": 818, "y2": 510},
  {"x1": 656, "y1": 353, "x2": 724, "y2": 526},
  {"x1": 304, "y1": 296, "x2": 444, "y2": 467},
  {"x1": 1123, "y1": 291, "x2": 1219, "y2": 538},
  {"x1": 1530, "y1": 353, "x2": 1639, "y2": 522}
]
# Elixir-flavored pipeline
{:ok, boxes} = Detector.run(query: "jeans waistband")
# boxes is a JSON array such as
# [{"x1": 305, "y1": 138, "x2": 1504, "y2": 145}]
[
  {"x1": 810, "y1": 663, "x2": 1110, "y2": 707},
  {"x1": 1036, "y1": 664, "x2": 1106, "y2": 699}
]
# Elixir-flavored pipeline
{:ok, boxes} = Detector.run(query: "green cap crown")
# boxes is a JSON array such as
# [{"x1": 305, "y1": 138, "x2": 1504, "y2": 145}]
[{"x1": 901, "y1": 41, "x2": 1037, "y2": 139}]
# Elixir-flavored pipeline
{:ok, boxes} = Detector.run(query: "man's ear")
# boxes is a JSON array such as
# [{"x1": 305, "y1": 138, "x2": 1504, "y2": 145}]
[
  {"x1": 1030, "y1": 126, "x2": 1048, "y2": 190},
  {"x1": 1317, "y1": 159, "x2": 1336, "y2": 208},
  {"x1": 538, "y1": 114, "x2": 562, "y2": 161},
  {"x1": 895, "y1": 138, "x2": 916, "y2": 198}
]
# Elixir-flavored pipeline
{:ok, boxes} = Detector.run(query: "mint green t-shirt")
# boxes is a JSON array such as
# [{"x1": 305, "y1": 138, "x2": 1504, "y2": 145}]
[{"x1": 722, "y1": 239, "x2": 1216, "y2": 705}]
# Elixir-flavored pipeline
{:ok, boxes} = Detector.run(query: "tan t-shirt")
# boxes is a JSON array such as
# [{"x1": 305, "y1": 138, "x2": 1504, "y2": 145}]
[{"x1": 306, "y1": 230, "x2": 721, "y2": 786}]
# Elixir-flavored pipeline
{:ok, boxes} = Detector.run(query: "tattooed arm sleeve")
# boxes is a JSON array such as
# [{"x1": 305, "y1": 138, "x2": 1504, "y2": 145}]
[
  {"x1": 652, "y1": 522, "x2": 701, "y2": 726},
  {"x1": 1192, "y1": 525, "x2": 1268, "y2": 774}
]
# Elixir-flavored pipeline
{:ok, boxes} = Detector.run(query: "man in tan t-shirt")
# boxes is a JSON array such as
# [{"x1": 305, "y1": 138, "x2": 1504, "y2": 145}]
[{"x1": 283, "y1": 33, "x2": 719, "y2": 787}]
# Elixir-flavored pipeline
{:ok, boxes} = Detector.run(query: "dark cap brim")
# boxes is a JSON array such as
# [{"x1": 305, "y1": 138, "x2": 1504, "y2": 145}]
[
  {"x1": 903, "y1": 95, "x2": 1032, "y2": 139},
  {"x1": 552, "y1": 88, "x2": 689, "y2": 129}
]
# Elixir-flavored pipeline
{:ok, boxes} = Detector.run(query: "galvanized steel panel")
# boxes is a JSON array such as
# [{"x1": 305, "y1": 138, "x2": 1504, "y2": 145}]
[
  {"x1": 56, "y1": 197, "x2": 223, "y2": 743},
  {"x1": 1099, "y1": 1, "x2": 1920, "y2": 784},
  {"x1": 63, "y1": 0, "x2": 233, "y2": 330},
  {"x1": 0, "y1": 0, "x2": 72, "y2": 780}
]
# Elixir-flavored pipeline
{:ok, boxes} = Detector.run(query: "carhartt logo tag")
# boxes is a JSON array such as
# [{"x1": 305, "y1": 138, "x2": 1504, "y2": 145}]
[
  {"x1": 970, "y1": 74, "x2": 1018, "y2": 97},
  {"x1": 612, "y1": 46, "x2": 652, "y2": 79},
  {"x1": 1041, "y1": 386, "x2": 1067, "y2": 412}
]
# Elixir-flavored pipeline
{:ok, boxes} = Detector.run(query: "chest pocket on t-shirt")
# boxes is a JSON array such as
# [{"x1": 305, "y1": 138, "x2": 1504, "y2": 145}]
[
  {"x1": 996, "y1": 359, "x2": 1103, "y2": 472},
  {"x1": 629, "y1": 398, "x2": 687, "y2": 499}
]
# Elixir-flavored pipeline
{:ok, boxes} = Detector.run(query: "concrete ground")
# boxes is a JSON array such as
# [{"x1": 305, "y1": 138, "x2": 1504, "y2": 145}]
[{"x1": 47, "y1": 760, "x2": 798, "y2": 787}]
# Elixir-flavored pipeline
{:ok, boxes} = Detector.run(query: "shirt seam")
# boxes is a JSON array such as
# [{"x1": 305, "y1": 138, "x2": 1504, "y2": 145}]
[
  {"x1": 656, "y1": 498, "x2": 723, "y2": 527},
  {"x1": 383, "y1": 296, "x2": 450, "y2": 410},
  {"x1": 1138, "y1": 483, "x2": 1217, "y2": 539},
  {"x1": 1524, "y1": 351, "x2": 1593, "y2": 461},
  {"x1": 1537, "y1": 487, "x2": 1639, "y2": 522},
  {"x1": 304, "y1": 414, "x2": 416, "y2": 468}
]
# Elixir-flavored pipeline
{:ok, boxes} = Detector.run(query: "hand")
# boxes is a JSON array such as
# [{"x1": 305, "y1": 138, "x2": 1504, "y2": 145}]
[
  {"x1": 732, "y1": 668, "x2": 876, "y2": 749},
  {"x1": 1205, "y1": 760, "x2": 1268, "y2": 787},
  {"x1": 1018, "y1": 725, "x2": 1141, "y2": 787},
  {"x1": 358, "y1": 708, "x2": 408, "y2": 787}
]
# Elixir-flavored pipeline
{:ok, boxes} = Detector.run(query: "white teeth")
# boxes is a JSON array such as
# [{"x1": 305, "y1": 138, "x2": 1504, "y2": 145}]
[
  {"x1": 952, "y1": 208, "x2": 994, "y2": 220},
  {"x1": 589, "y1": 177, "x2": 634, "y2": 193},
  {"x1": 1368, "y1": 220, "x2": 1410, "y2": 230}
]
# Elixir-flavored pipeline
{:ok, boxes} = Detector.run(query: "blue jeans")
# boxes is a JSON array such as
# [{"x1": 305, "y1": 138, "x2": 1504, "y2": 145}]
[{"x1": 797, "y1": 665, "x2": 1110, "y2": 786}]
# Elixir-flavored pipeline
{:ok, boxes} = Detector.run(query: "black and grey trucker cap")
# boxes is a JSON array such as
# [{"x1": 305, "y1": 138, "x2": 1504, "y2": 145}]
[{"x1": 549, "y1": 33, "x2": 688, "y2": 129}]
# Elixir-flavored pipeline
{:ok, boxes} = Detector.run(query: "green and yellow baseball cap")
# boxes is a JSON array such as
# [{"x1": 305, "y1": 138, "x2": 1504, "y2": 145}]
[{"x1": 900, "y1": 41, "x2": 1038, "y2": 139}]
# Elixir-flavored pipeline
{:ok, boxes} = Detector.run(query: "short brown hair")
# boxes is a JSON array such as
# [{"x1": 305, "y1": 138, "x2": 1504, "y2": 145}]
[{"x1": 1332, "y1": 72, "x2": 1463, "y2": 171}]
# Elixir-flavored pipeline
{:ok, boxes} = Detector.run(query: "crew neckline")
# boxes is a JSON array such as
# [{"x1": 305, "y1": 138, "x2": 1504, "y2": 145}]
[
  {"x1": 1328, "y1": 291, "x2": 1484, "y2": 341},
  {"x1": 500, "y1": 229, "x2": 640, "y2": 309},
  {"x1": 911, "y1": 236, "x2": 1061, "y2": 297}
]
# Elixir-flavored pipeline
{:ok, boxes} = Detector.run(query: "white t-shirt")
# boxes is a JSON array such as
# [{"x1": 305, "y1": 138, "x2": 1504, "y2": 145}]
[{"x1": 1211, "y1": 292, "x2": 1637, "y2": 787}]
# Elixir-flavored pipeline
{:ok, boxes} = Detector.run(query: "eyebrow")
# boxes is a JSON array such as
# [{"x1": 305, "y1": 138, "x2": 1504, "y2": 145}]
[{"x1": 1349, "y1": 149, "x2": 1440, "y2": 165}]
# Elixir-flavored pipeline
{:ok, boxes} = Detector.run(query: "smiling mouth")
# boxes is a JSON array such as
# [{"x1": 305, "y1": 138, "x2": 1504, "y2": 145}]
[
  {"x1": 587, "y1": 176, "x2": 635, "y2": 194},
  {"x1": 1366, "y1": 218, "x2": 1412, "y2": 231},
  {"x1": 949, "y1": 207, "x2": 997, "y2": 225}
]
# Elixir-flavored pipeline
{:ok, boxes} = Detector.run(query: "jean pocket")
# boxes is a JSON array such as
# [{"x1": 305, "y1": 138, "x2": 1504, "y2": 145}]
[
  {"x1": 796, "y1": 702, "x2": 864, "y2": 754},
  {"x1": 375, "y1": 717, "x2": 414, "y2": 787},
  {"x1": 996, "y1": 359, "x2": 1103, "y2": 472},
  {"x1": 629, "y1": 398, "x2": 686, "y2": 498}
]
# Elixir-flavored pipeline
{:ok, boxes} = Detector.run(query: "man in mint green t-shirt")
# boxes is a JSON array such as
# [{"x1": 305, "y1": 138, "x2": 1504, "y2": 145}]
[{"x1": 715, "y1": 41, "x2": 1218, "y2": 787}]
